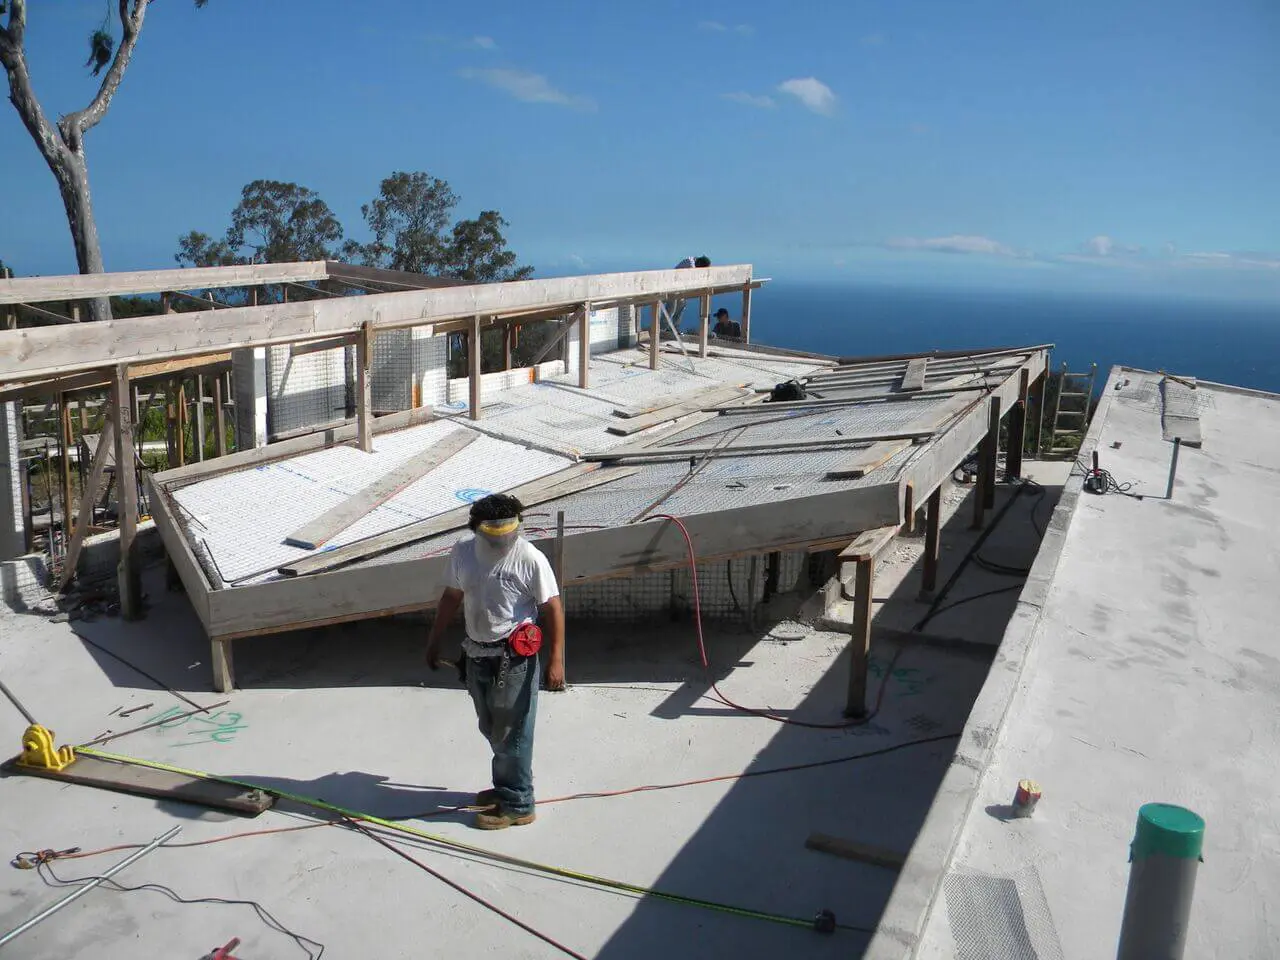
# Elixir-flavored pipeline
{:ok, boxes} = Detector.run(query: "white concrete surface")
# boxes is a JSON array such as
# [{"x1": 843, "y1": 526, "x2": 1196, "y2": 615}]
[
  {"x1": 906, "y1": 369, "x2": 1280, "y2": 958},
  {"x1": 0, "y1": 465, "x2": 1061, "y2": 958}
]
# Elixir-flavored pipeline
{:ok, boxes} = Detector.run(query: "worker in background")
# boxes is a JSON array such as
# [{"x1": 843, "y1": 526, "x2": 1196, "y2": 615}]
[
  {"x1": 712, "y1": 307, "x2": 742, "y2": 339},
  {"x1": 664, "y1": 255, "x2": 712, "y2": 336},
  {"x1": 426, "y1": 493, "x2": 565, "y2": 830}
]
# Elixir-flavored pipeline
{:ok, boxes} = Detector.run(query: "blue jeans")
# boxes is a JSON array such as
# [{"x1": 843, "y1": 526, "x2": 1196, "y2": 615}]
[{"x1": 465, "y1": 652, "x2": 539, "y2": 814}]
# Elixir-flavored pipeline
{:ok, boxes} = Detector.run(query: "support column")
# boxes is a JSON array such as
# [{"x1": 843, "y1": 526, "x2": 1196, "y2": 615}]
[
  {"x1": 1030, "y1": 367, "x2": 1048, "y2": 460},
  {"x1": 983, "y1": 395, "x2": 1001, "y2": 510},
  {"x1": 468, "y1": 315, "x2": 482, "y2": 421},
  {"x1": 845, "y1": 557, "x2": 875, "y2": 717},
  {"x1": 111, "y1": 364, "x2": 142, "y2": 620},
  {"x1": 58, "y1": 394, "x2": 73, "y2": 553},
  {"x1": 194, "y1": 374, "x2": 206, "y2": 463},
  {"x1": 232, "y1": 349, "x2": 268, "y2": 451},
  {"x1": 503, "y1": 323, "x2": 514, "y2": 372},
  {"x1": 176, "y1": 379, "x2": 187, "y2": 467},
  {"x1": 1, "y1": 266, "x2": 14, "y2": 330},
  {"x1": 649, "y1": 303, "x2": 660, "y2": 370},
  {"x1": 214, "y1": 375, "x2": 227, "y2": 457},
  {"x1": 902, "y1": 481, "x2": 916, "y2": 535},
  {"x1": 578, "y1": 302, "x2": 591, "y2": 389},
  {"x1": 1006, "y1": 369, "x2": 1030, "y2": 480},
  {"x1": 211, "y1": 638, "x2": 235, "y2": 694},
  {"x1": 921, "y1": 487, "x2": 941, "y2": 599},
  {"x1": 741, "y1": 284, "x2": 753, "y2": 344},
  {"x1": 357, "y1": 321, "x2": 373, "y2": 451},
  {"x1": 698, "y1": 293, "x2": 710, "y2": 358},
  {"x1": 0, "y1": 402, "x2": 25, "y2": 560}
]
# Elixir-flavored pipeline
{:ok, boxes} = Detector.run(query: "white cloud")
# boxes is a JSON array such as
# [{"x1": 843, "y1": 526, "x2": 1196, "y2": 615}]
[
  {"x1": 700, "y1": 20, "x2": 754, "y2": 35},
  {"x1": 722, "y1": 91, "x2": 776, "y2": 109},
  {"x1": 778, "y1": 77, "x2": 838, "y2": 116},
  {"x1": 887, "y1": 234, "x2": 1024, "y2": 257},
  {"x1": 1181, "y1": 251, "x2": 1280, "y2": 270},
  {"x1": 459, "y1": 68, "x2": 595, "y2": 111},
  {"x1": 469, "y1": 35, "x2": 497, "y2": 50},
  {"x1": 1081, "y1": 235, "x2": 1142, "y2": 257}
]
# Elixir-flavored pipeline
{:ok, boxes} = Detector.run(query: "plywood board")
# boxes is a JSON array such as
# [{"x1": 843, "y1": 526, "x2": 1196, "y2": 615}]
[
  {"x1": 284, "y1": 431, "x2": 478, "y2": 550},
  {"x1": 900, "y1": 357, "x2": 928, "y2": 391},
  {"x1": 838, "y1": 525, "x2": 899, "y2": 562},
  {"x1": 606, "y1": 385, "x2": 748, "y2": 435}
]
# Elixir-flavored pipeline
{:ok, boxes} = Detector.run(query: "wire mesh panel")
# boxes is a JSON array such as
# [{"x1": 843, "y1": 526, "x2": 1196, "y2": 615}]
[
  {"x1": 943, "y1": 866, "x2": 1065, "y2": 960},
  {"x1": 266, "y1": 344, "x2": 349, "y2": 436},
  {"x1": 372, "y1": 329, "x2": 413, "y2": 413}
]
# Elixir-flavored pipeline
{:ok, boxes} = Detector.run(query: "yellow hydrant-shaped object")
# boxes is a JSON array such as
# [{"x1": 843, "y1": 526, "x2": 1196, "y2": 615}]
[{"x1": 15, "y1": 724, "x2": 75, "y2": 772}]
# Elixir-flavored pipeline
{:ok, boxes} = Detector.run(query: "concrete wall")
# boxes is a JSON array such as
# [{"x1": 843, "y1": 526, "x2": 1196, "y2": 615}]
[{"x1": 0, "y1": 521, "x2": 163, "y2": 612}]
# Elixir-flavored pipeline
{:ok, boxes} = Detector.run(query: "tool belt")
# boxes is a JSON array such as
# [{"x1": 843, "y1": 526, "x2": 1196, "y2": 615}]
[{"x1": 459, "y1": 623, "x2": 543, "y2": 687}]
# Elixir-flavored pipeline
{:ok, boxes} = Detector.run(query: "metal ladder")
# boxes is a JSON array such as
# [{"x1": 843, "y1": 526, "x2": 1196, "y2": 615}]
[{"x1": 1044, "y1": 362, "x2": 1097, "y2": 458}]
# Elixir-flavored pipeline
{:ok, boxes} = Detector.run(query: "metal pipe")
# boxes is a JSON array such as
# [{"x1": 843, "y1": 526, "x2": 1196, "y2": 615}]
[
  {"x1": 0, "y1": 676, "x2": 38, "y2": 725},
  {"x1": 1166, "y1": 437, "x2": 1182, "y2": 500},
  {"x1": 1116, "y1": 804, "x2": 1204, "y2": 960},
  {"x1": 0, "y1": 825, "x2": 181, "y2": 948}
]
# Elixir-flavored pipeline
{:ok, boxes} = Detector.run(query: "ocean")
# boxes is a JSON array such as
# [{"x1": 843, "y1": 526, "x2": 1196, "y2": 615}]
[{"x1": 739, "y1": 283, "x2": 1280, "y2": 394}]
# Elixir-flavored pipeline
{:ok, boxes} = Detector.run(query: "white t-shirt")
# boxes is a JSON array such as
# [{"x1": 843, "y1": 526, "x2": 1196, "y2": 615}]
[
  {"x1": 447, "y1": 534, "x2": 559, "y2": 656},
  {"x1": 674, "y1": 256, "x2": 697, "y2": 269}
]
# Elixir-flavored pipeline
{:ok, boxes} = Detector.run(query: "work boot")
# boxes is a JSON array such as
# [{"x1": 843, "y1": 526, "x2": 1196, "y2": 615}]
[
  {"x1": 474, "y1": 806, "x2": 536, "y2": 830},
  {"x1": 473, "y1": 789, "x2": 499, "y2": 809}
]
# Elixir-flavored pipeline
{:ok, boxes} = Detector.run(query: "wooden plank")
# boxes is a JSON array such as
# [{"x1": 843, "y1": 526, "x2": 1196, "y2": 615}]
[
  {"x1": 468, "y1": 315, "x2": 482, "y2": 420},
  {"x1": 607, "y1": 386, "x2": 748, "y2": 435},
  {"x1": 158, "y1": 406, "x2": 436, "y2": 489},
  {"x1": 825, "y1": 392, "x2": 980, "y2": 479},
  {"x1": 290, "y1": 334, "x2": 356, "y2": 357},
  {"x1": 357, "y1": 322, "x2": 373, "y2": 451},
  {"x1": 284, "y1": 431, "x2": 477, "y2": 549},
  {"x1": 214, "y1": 375, "x2": 227, "y2": 457},
  {"x1": 0, "y1": 261, "x2": 328, "y2": 305},
  {"x1": 145, "y1": 477, "x2": 213, "y2": 627},
  {"x1": 58, "y1": 395, "x2": 73, "y2": 555},
  {"x1": 921, "y1": 486, "x2": 941, "y2": 597},
  {"x1": 838, "y1": 525, "x2": 898, "y2": 562},
  {"x1": 804, "y1": 832, "x2": 905, "y2": 870},
  {"x1": 112, "y1": 365, "x2": 141, "y2": 620},
  {"x1": 278, "y1": 465, "x2": 641, "y2": 578},
  {"x1": 900, "y1": 357, "x2": 928, "y2": 391},
  {"x1": 846, "y1": 557, "x2": 875, "y2": 717},
  {"x1": 3, "y1": 753, "x2": 272, "y2": 814},
  {"x1": 578, "y1": 302, "x2": 591, "y2": 389},
  {"x1": 591, "y1": 427, "x2": 937, "y2": 462},
  {"x1": 614, "y1": 384, "x2": 742, "y2": 420},
  {"x1": 698, "y1": 293, "x2": 710, "y2": 358},
  {"x1": 0, "y1": 265, "x2": 755, "y2": 383},
  {"x1": 321, "y1": 260, "x2": 465, "y2": 290},
  {"x1": 829, "y1": 343, "x2": 1055, "y2": 369},
  {"x1": 59, "y1": 416, "x2": 116, "y2": 591},
  {"x1": 649, "y1": 304, "x2": 660, "y2": 370},
  {"x1": 741, "y1": 283, "x2": 752, "y2": 343}
]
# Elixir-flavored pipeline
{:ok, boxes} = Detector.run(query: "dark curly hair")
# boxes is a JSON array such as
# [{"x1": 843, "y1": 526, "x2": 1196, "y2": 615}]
[
  {"x1": 694, "y1": 255, "x2": 711, "y2": 268},
  {"x1": 468, "y1": 493, "x2": 525, "y2": 531}
]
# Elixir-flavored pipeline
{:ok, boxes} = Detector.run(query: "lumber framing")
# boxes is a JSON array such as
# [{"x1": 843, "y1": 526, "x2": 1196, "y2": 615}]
[
  {"x1": 0, "y1": 261, "x2": 330, "y2": 305},
  {"x1": 588, "y1": 427, "x2": 938, "y2": 462},
  {"x1": 111, "y1": 364, "x2": 142, "y2": 620},
  {"x1": 59, "y1": 413, "x2": 116, "y2": 591}
]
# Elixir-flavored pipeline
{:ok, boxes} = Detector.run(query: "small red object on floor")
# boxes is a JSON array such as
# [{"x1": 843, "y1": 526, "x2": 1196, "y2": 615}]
[{"x1": 206, "y1": 938, "x2": 240, "y2": 960}]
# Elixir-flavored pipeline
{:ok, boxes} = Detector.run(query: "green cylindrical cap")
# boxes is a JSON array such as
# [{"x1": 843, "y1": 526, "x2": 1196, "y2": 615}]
[{"x1": 1130, "y1": 803, "x2": 1205, "y2": 861}]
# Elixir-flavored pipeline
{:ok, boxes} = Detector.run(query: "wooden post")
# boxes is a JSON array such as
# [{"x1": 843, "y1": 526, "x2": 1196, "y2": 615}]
[
  {"x1": 698, "y1": 293, "x2": 710, "y2": 358},
  {"x1": 741, "y1": 284, "x2": 753, "y2": 344},
  {"x1": 554, "y1": 509, "x2": 567, "y2": 684},
  {"x1": 112, "y1": 364, "x2": 142, "y2": 620},
  {"x1": 921, "y1": 486, "x2": 941, "y2": 599},
  {"x1": 983, "y1": 395, "x2": 1001, "y2": 510},
  {"x1": 503, "y1": 323, "x2": 514, "y2": 372},
  {"x1": 469, "y1": 315, "x2": 482, "y2": 420},
  {"x1": 972, "y1": 397, "x2": 1000, "y2": 528},
  {"x1": 214, "y1": 374, "x2": 227, "y2": 457},
  {"x1": 161, "y1": 291, "x2": 173, "y2": 315},
  {"x1": 59, "y1": 413, "x2": 115, "y2": 591},
  {"x1": 194, "y1": 374, "x2": 206, "y2": 463},
  {"x1": 212, "y1": 638, "x2": 236, "y2": 693},
  {"x1": 176, "y1": 379, "x2": 187, "y2": 467},
  {"x1": 578, "y1": 302, "x2": 591, "y2": 389},
  {"x1": 356, "y1": 321, "x2": 373, "y2": 452},
  {"x1": 165, "y1": 379, "x2": 177, "y2": 468},
  {"x1": 1, "y1": 266, "x2": 14, "y2": 330},
  {"x1": 649, "y1": 303, "x2": 660, "y2": 371},
  {"x1": 58, "y1": 394, "x2": 73, "y2": 556},
  {"x1": 1006, "y1": 369, "x2": 1030, "y2": 480},
  {"x1": 1030, "y1": 368, "x2": 1048, "y2": 460},
  {"x1": 845, "y1": 557, "x2": 875, "y2": 717},
  {"x1": 133, "y1": 384, "x2": 144, "y2": 467},
  {"x1": 902, "y1": 480, "x2": 916, "y2": 536}
]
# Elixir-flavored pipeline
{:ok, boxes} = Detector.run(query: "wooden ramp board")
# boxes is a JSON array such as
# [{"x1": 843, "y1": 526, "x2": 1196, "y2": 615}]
[
  {"x1": 826, "y1": 392, "x2": 979, "y2": 479},
  {"x1": 838, "y1": 524, "x2": 899, "y2": 562},
  {"x1": 804, "y1": 832, "x2": 905, "y2": 870},
  {"x1": 607, "y1": 385, "x2": 748, "y2": 435},
  {"x1": 2, "y1": 754, "x2": 274, "y2": 815},
  {"x1": 284, "y1": 431, "x2": 477, "y2": 549},
  {"x1": 899, "y1": 357, "x2": 928, "y2": 391}
]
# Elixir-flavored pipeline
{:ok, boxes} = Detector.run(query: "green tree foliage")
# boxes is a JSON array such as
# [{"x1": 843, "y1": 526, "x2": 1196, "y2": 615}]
[
  {"x1": 176, "y1": 180, "x2": 345, "y2": 269},
  {"x1": 1, "y1": 1, "x2": 212, "y2": 321},
  {"x1": 354, "y1": 171, "x2": 458, "y2": 273},
  {"x1": 446, "y1": 211, "x2": 535, "y2": 283}
]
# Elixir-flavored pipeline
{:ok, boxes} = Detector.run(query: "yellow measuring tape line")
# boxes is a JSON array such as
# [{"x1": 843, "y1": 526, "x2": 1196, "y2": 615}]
[{"x1": 77, "y1": 746, "x2": 825, "y2": 932}]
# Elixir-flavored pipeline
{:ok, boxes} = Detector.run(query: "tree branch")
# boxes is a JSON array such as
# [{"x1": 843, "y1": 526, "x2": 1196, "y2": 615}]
[
  {"x1": 60, "y1": 0, "x2": 149, "y2": 147},
  {"x1": 7, "y1": 0, "x2": 27, "y2": 51},
  {"x1": 0, "y1": 3, "x2": 68, "y2": 167}
]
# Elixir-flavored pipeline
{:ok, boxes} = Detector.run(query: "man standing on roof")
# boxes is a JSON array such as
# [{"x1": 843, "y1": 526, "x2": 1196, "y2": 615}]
[
  {"x1": 664, "y1": 255, "x2": 711, "y2": 336},
  {"x1": 712, "y1": 307, "x2": 742, "y2": 339},
  {"x1": 426, "y1": 493, "x2": 565, "y2": 830}
]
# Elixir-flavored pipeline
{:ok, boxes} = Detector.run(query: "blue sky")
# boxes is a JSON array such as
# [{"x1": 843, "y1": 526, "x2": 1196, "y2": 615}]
[{"x1": 2, "y1": 0, "x2": 1277, "y2": 299}]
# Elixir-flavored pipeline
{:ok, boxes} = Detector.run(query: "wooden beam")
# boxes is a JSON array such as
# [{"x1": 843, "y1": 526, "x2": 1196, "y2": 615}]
[
  {"x1": 900, "y1": 357, "x2": 928, "y2": 392},
  {"x1": 578, "y1": 302, "x2": 591, "y2": 389},
  {"x1": 0, "y1": 261, "x2": 329, "y2": 305},
  {"x1": 0, "y1": 265, "x2": 755, "y2": 383},
  {"x1": 58, "y1": 394, "x2": 73, "y2": 556},
  {"x1": 826, "y1": 393, "x2": 979, "y2": 479},
  {"x1": 903, "y1": 480, "x2": 916, "y2": 535},
  {"x1": 607, "y1": 386, "x2": 749, "y2": 436},
  {"x1": 278, "y1": 465, "x2": 640, "y2": 578},
  {"x1": 829, "y1": 343, "x2": 1055, "y2": 370},
  {"x1": 846, "y1": 557, "x2": 874, "y2": 717},
  {"x1": 503, "y1": 324, "x2": 513, "y2": 371},
  {"x1": 698, "y1": 293, "x2": 710, "y2": 358},
  {"x1": 983, "y1": 395, "x2": 1001, "y2": 510},
  {"x1": 214, "y1": 375, "x2": 227, "y2": 457},
  {"x1": 921, "y1": 486, "x2": 941, "y2": 598},
  {"x1": 804, "y1": 833, "x2": 905, "y2": 870},
  {"x1": 1006, "y1": 368, "x2": 1030, "y2": 479},
  {"x1": 157, "y1": 406, "x2": 436, "y2": 489},
  {"x1": 284, "y1": 431, "x2": 478, "y2": 549},
  {"x1": 194, "y1": 375, "x2": 206, "y2": 463},
  {"x1": 593, "y1": 426, "x2": 938, "y2": 462},
  {"x1": 111, "y1": 364, "x2": 142, "y2": 619},
  {"x1": 838, "y1": 525, "x2": 898, "y2": 562},
  {"x1": 59, "y1": 414, "x2": 115, "y2": 591},
  {"x1": 289, "y1": 334, "x2": 356, "y2": 357},
  {"x1": 649, "y1": 304, "x2": 660, "y2": 371},
  {"x1": 468, "y1": 315, "x2": 482, "y2": 421},
  {"x1": 741, "y1": 283, "x2": 753, "y2": 344},
  {"x1": 356, "y1": 322, "x2": 373, "y2": 452},
  {"x1": 13, "y1": 301, "x2": 76, "y2": 325},
  {"x1": 321, "y1": 260, "x2": 465, "y2": 291}
]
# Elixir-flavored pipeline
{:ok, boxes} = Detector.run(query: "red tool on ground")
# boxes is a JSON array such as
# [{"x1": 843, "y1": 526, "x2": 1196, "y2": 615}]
[{"x1": 200, "y1": 938, "x2": 240, "y2": 960}]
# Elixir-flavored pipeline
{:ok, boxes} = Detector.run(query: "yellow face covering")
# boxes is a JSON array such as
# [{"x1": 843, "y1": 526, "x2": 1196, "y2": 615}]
[{"x1": 477, "y1": 517, "x2": 520, "y2": 537}]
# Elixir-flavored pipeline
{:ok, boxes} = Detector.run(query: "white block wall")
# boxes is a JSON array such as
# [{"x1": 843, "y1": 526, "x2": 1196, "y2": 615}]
[{"x1": 0, "y1": 402, "x2": 25, "y2": 560}]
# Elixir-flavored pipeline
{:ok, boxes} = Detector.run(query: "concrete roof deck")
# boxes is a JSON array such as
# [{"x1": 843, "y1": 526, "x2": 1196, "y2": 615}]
[
  {"x1": 875, "y1": 367, "x2": 1280, "y2": 958},
  {"x1": 0, "y1": 457, "x2": 1066, "y2": 958}
]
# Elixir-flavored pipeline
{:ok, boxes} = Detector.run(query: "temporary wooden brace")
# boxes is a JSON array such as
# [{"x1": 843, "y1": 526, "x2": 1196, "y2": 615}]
[
  {"x1": 983, "y1": 395, "x2": 1002, "y2": 510},
  {"x1": 578, "y1": 302, "x2": 591, "y2": 389},
  {"x1": 591, "y1": 426, "x2": 938, "y2": 463},
  {"x1": 839, "y1": 524, "x2": 899, "y2": 563},
  {"x1": 59, "y1": 414, "x2": 116, "y2": 591},
  {"x1": 58, "y1": 394, "x2": 73, "y2": 552},
  {"x1": 920, "y1": 486, "x2": 942, "y2": 599},
  {"x1": 846, "y1": 555, "x2": 875, "y2": 717},
  {"x1": 804, "y1": 833, "x2": 905, "y2": 871},
  {"x1": 899, "y1": 358, "x2": 929, "y2": 392},
  {"x1": 194, "y1": 374, "x2": 206, "y2": 463},
  {"x1": 284, "y1": 431, "x2": 478, "y2": 550},
  {"x1": 357, "y1": 322, "x2": 374, "y2": 451},
  {"x1": 741, "y1": 283, "x2": 752, "y2": 343},
  {"x1": 1006, "y1": 368, "x2": 1030, "y2": 479},
  {"x1": 698, "y1": 293, "x2": 711, "y2": 358},
  {"x1": 0, "y1": 261, "x2": 329, "y2": 306},
  {"x1": 503, "y1": 325, "x2": 514, "y2": 371},
  {"x1": 468, "y1": 316, "x2": 482, "y2": 420},
  {"x1": 649, "y1": 304, "x2": 661, "y2": 371},
  {"x1": 971, "y1": 396, "x2": 1001, "y2": 529},
  {"x1": 903, "y1": 481, "x2": 916, "y2": 535},
  {"x1": 214, "y1": 375, "x2": 227, "y2": 457},
  {"x1": 279, "y1": 465, "x2": 640, "y2": 578},
  {"x1": 111, "y1": 364, "x2": 142, "y2": 620},
  {"x1": 606, "y1": 386, "x2": 748, "y2": 436}
]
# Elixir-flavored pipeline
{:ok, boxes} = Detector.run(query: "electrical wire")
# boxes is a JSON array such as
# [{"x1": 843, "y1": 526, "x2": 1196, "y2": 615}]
[{"x1": 32, "y1": 859, "x2": 324, "y2": 958}]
